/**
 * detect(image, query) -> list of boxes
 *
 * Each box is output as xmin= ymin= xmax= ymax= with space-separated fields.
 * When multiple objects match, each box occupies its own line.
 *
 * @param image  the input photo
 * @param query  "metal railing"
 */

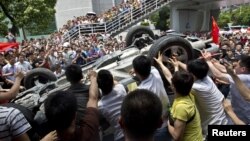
xmin=63 ymin=0 xmax=173 ymax=41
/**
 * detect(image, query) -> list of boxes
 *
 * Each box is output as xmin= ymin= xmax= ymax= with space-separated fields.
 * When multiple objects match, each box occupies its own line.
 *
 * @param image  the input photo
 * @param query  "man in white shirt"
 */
xmin=202 ymin=52 xmax=250 ymax=125
xmin=97 ymin=69 xmax=126 ymax=141
xmin=2 ymin=54 xmax=17 ymax=85
xmin=177 ymin=59 xmax=228 ymax=137
xmin=15 ymin=54 xmax=32 ymax=75
xmin=132 ymin=55 xmax=171 ymax=141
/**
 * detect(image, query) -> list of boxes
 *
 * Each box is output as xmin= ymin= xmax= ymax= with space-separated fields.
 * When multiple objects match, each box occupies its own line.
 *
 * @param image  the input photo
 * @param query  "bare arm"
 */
xmin=12 ymin=133 xmax=30 ymax=141
xmin=178 ymin=61 xmax=187 ymax=71
xmin=211 ymin=59 xmax=227 ymax=73
xmin=0 ymin=72 xmax=24 ymax=101
xmin=87 ymin=70 xmax=99 ymax=108
xmin=168 ymin=119 xmax=186 ymax=141
xmin=226 ymin=66 xmax=250 ymax=101
xmin=223 ymin=99 xmax=245 ymax=125
xmin=154 ymin=53 xmax=173 ymax=84
xmin=202 ymin=51 xmax=229 ymax=83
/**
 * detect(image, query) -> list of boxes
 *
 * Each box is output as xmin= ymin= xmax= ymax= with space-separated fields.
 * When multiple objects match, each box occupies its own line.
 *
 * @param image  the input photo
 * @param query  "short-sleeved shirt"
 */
xmin=226 ymin=74 xmax=250 ymax=124
xmin=15 ymin=61 xmax=32 ymax=75
xmin=2 ymin=64 xmax=16 ymax=82
xmin=0 ymin=106 xmax=31 ymax=141
xmin=98 ymin=84 xmax=126 ymax=140
xmin=171 ymin=95 xmax=203 ymax=141
xmin=191 ymin=76 xmax=228 ymax=135
xmin=138 ymin=67 xmax=170 ymax=114
xmin=67 ymin=83 xmax=89 ymax=126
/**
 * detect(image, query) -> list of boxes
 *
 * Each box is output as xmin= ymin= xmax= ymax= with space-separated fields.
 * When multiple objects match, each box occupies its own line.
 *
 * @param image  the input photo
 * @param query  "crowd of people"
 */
xmin=59 ymin=0 xmax=147 ymax=35
xmin=0 ymin=33 xmax=250 ymax=141
xmin=1 ymin=0 xmax=250 ymax=140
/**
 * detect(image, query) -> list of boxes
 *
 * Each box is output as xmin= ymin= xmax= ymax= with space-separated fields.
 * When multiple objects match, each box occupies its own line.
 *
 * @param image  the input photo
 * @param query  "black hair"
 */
xmin=65 ymin=64 xmax=83 ymax=83
xmin=172 ymin=71 xmax=194 ymax=96
xmin=44 ymin=91 xmax=77 ymax=131
xmin=97 ymin=69 xmax=114 ymax=95
xmin=187 ymin=59 xmax=209 ymax=79
xmin=132 ymin=55 xmax=151 ymax=78
xmin=121 ymin=89 xmax=162 ymax=139
xmin=239 ymin=55 xmax=250 ymax=71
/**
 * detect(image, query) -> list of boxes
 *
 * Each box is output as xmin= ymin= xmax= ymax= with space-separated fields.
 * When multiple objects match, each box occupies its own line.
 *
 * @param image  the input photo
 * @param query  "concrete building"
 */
xmin=55 ymin=0 xmax=123 ymax=29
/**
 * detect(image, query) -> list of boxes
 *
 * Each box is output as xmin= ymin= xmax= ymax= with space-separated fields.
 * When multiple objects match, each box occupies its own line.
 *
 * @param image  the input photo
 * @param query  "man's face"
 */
xmin=236 ymin=45 xmax=242 ymax=51
xmin=19 ymin=55 xmax=24 ymax=62
xmin=9 ymin=56 xmax=15 ymax=65
xmin=235 ymin=60 xmax=246 ymax=74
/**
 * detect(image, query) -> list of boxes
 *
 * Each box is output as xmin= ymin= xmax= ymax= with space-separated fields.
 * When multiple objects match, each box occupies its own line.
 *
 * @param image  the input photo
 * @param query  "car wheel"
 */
xmin=125 ymin=26 xmax=155 ymax=47
xmin=24 ymin=68 xmax=57 ymax=89
xmin=148 ymin=36 xmax=193 ymax=95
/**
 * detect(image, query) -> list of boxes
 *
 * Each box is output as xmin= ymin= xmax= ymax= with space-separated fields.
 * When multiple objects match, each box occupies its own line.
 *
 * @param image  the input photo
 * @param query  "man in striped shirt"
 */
xmin=0 ymin=106 xmax=31 ymax=141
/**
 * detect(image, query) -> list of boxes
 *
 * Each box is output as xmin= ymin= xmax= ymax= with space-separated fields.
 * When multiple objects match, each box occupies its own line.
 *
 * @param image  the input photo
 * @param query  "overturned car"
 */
xmin=10 ymin=26 xmax=219 ymax=139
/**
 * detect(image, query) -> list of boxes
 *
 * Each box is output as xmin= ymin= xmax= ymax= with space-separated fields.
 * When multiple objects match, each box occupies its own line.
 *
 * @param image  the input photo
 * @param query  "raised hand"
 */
xmin=224 ymin=61 xmax=235 ymax=76
xmin=15 ymin=71 xmax=24 ymax=80
xmin=154 ymin=52 xmax=164 ymax=65
xmin=201 ymin=50 xmax=212 ymax=61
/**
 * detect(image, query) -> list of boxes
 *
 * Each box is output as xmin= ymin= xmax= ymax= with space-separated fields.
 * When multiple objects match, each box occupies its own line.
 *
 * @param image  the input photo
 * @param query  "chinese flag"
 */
xmin=0 ymin=42 xmax=19 ymax=52
xmin=211 ymin=16 xmax=219 ymax=45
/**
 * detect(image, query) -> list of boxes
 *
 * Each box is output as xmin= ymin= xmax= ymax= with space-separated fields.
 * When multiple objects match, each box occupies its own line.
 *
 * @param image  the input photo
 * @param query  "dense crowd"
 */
xmin=1 ymin=0 xmax=250 ymax=141
xmin=59 ymin=0 xmax=144 ymax=35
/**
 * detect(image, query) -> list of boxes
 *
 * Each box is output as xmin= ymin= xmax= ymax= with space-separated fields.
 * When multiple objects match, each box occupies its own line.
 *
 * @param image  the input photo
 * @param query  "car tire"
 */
xmin=125 ymin=26 xmax=155 ymax=47
xmin=148 ymin=36 xmax=193 ymax=95
xmin=24 ymin=68 xmax=57 ymax=89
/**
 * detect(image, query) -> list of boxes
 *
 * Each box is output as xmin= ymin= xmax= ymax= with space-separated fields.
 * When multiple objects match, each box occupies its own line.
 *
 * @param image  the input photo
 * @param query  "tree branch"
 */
xmin=0 ymin=1 xmax=15 ymax=24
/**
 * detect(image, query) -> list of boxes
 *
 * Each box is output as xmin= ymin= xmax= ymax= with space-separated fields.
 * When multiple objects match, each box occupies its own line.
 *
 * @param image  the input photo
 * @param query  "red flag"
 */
xmin=211 ymin=16 xmax=219 ymax=45
xmin=0 ymin=42 xmax=19 ymax=52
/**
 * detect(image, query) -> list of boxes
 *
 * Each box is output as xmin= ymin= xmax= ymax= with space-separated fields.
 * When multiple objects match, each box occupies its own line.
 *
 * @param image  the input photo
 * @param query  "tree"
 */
xmin=0 ymin=12 xmax=8 ymax=36
xmin=0 ymin=0 xmax=56 ymax=38
xmin=218 ymin=11 xmax=231 ymax=28
xmin=149 ymin=6 xmax=170 ymax=31
xmin=218 ymin=5 xmax=250 ymax=27
xmin=232 ymin=5 xmax=250 ymax=26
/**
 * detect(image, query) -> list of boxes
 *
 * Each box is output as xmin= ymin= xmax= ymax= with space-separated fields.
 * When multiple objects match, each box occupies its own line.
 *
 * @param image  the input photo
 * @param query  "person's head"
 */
xmin=235 ymin=43 xmax=243 ymax=51
xmin=18 ymin=54 xmax=25 ymax=63
xmin=39 ymin=50 xmax=45 ymax=57
xmin=44 ymin=91 xmax=77 ymax=132
xmin=235 ymin=55 xmax=250 ymax=74
xmin=65 ymin=64 xmax=83 ymax=84
xmin=97 ymin=69 xmax=114 ymax=95
xmin=187 ymin=59 xmax=209 ymax=80
xmin=171 ymin=71 xmax=194 ymax=96
xmin=7 ymin=54 xmax=16 ymax=65
xmin=132 ymin=55 xmax=151 ymax=80
xmin=226 ymin=49 xmax=234 ymax=57
xmin=119 ymin=89 xmax=162 ymax=140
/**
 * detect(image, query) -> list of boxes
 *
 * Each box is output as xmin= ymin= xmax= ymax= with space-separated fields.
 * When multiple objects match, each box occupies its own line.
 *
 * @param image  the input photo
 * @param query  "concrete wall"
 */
xmin=92 ymin=0 xmax=113 ymax=14
xmin=170 ymin=8 xmax=220 ymax=32
xmin=55 ymin=0 xmax=93 ymax=29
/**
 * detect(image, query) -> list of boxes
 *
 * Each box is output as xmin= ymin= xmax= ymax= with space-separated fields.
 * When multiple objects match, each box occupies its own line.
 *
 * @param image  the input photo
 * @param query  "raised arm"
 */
xmin=0 ymin=72 xmax=24 ymax=101
xmin=87 ymin=70 xmax=99 ymax=108
xmin=226 ymin=65 xmax=250 ymax=101
xmin=154 ymin=53 xmax=173 ymax=84
xmin=178 ymin=61 xmax=187 ymax=71
xmin=223 ymin=99 xmax=245 ymax=125
xmin=202 ymin=51 xmax=229 ymax=83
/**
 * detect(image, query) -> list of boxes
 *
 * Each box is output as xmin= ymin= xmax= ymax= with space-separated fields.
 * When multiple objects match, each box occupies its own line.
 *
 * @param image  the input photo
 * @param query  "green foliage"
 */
xmin=140 ymin=21 xmax=150 ymax=26
xmin=218 ymin=11 xmax=231 ymax=28
xmin=218 ymin=5 xmax=250 ymax=27
xmin=149 ymin=6 xmax=170 ymax=31
xmin=0 ymin=0 xmax=57 ymax=35
xmin=0 ymin=12 xmax=8 ymax=36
